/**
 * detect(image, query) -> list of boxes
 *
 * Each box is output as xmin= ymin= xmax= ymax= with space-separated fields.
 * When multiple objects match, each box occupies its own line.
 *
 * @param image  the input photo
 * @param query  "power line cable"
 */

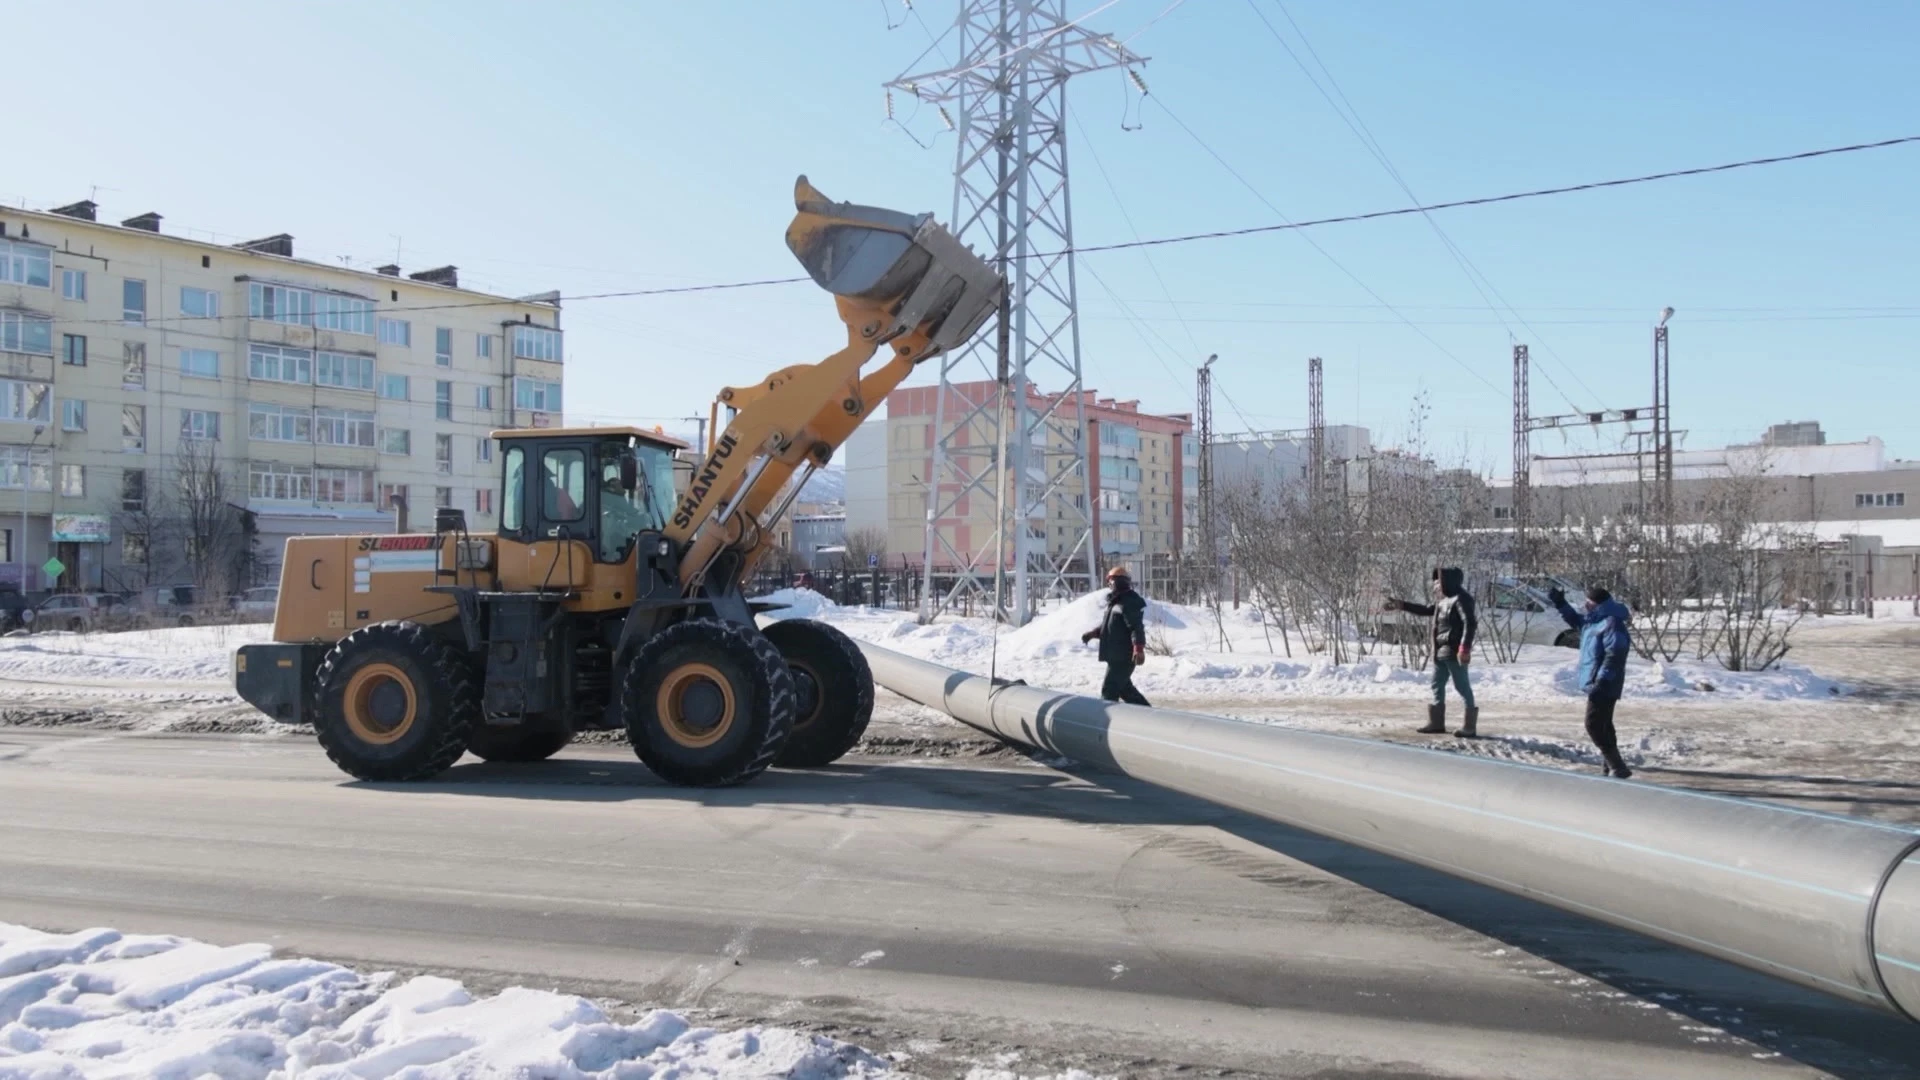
xmin=1145 ymin=93 xmax=1508 ymax=396
xmin=1248 ymin=0 xmax=1594 ymax=412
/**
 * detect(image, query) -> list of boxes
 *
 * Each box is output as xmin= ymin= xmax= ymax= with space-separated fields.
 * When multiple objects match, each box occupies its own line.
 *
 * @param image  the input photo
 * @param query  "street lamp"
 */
xmin=19 ymin=423 xmax=46 ymax=593
xmin=1658 ymin=306 xmax=1675 ymax=328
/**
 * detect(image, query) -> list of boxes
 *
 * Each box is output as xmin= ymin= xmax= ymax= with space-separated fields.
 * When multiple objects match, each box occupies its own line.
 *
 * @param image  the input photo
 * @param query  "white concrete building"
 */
xmin=0 ymin=200 xmax=565 ymax=593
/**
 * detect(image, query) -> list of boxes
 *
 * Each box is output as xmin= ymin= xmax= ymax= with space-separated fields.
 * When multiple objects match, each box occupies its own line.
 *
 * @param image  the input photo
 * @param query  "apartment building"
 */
xmin=0 ymin=200 xmax=565 ymax=592
xmin=849 ymin=380 xmax=1189 ymax=570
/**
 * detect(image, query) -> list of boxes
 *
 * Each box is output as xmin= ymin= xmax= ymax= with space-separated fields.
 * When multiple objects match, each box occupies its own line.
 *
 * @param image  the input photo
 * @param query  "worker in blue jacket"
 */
xmin=1550 ymin=585 xmax=1635 ymax=779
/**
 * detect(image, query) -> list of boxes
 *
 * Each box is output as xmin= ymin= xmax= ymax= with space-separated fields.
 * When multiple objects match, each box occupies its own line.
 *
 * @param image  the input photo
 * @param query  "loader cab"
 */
xmin=493 ymin=426 xmax=685 ymax=565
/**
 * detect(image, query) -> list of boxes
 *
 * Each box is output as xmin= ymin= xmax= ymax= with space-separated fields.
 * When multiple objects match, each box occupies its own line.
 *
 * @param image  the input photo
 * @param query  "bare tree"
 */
xmin=840 ymin=526 xmax=888 ymax=572
xmin=1694 ymin=460 xmax=1806 ymax=672
xmin=173 ymin=438 xmax=251 ymax=597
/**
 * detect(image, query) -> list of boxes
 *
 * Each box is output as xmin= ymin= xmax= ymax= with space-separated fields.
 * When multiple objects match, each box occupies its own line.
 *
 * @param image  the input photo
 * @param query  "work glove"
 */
xmin=1131 ymin=647 xmax=1146 ymax=665
xmin=1380 ymin=598 xmax=1400 ymax=613
xmin=1081 ymin=630 xmax=1097 ymax=644
xmin=1547 ymin=587 xmax=1566 ymax=606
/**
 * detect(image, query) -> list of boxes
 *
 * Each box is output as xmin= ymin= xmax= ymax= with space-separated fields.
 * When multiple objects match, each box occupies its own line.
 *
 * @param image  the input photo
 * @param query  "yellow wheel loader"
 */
xmin=233 ymin=178 xmax=1002 ymax=786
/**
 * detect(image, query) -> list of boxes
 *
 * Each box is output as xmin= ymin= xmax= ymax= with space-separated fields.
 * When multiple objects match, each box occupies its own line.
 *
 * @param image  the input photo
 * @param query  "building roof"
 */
xmin=3 ymin=203 xmax=556 ymax=309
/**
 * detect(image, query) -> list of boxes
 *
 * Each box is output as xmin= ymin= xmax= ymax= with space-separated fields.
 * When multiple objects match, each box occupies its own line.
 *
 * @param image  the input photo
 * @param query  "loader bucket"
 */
xmin=786 ymin=176 xmax=1002 ymax=358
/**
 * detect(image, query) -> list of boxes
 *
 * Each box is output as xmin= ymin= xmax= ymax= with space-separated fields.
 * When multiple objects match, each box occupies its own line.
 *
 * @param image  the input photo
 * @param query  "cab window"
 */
xmin=542 ymin=448 xmax=587 ymax=523
xmin=501 ymin=447 xmax=525 ymax=533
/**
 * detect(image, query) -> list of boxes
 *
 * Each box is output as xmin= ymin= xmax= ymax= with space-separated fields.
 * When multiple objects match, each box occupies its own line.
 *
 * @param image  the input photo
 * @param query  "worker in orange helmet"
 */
xmin=1081 ymin=566 xmax=1151 ymax=706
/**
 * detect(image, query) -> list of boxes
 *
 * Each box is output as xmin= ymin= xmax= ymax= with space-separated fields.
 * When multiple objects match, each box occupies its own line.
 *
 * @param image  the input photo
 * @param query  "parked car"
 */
xmin=125 ymin=585 xmax=226 ymax=628
xmin=229 ymin=586 xmax=279 ymax=621
xmin=0 ymin=587 xmax=35 ymax=633
xmin=1369 ymin=575 xmax=1581 ymax=650
xmin=33 ymin=593 xmax=113 ymax=633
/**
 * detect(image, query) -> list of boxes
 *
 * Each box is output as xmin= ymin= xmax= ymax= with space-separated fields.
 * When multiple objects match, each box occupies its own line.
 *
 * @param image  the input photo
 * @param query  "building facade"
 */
xmin=0 ymin=200 xmax=564 ymax=593
xmin=849 ymin=380 xmax=1190 ymax=573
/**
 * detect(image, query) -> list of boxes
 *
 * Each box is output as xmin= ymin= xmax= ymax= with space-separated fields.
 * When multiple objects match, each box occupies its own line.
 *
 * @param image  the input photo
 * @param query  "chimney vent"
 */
xmin=51 ymin=200 xmax=98 ymax=221
xmin=234 ymin=233 xmax=294 ymax=257
xmin=408 ymin=265 xmax=459 ymax=288
xmin=122 ymin=212 xmax=163 ymax=232
xmin=376 ymin=264 xmax=401 ymax=277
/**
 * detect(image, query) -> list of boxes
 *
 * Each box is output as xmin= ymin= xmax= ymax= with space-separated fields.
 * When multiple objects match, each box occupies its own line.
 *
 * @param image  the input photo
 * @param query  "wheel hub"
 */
xmin=656 ymin=662 xmax=737 ymax=749
xmin=789 ymin=663 xmax=821 ymax=729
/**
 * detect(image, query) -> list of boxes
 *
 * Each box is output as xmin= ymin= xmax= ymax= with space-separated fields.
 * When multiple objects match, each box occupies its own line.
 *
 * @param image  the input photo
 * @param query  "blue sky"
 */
xmin=9 ymin=1 xmax=1917 ymax=473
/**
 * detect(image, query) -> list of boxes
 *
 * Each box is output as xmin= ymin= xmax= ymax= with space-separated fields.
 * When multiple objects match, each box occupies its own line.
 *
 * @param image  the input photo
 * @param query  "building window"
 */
xmin=249 ymin=282 xmax=313 ymax=326
xmin=476 ymin=385 xmax=493 ymax=411
xmin=61 ymin=399 xmax=85 ymax=432
xmin=1857 ymin=492 xmax=1908 ymax=508
xmin=0 ymin=311 xmax=53 ymax=355
xmin=378 ymin=482 xmax=407 ymax=509
xmin=475 ymin=488 xmax=493 ymax=514
xmin=123 ymin=278 xmax=147 ymax=324
xmin=248 ymin=403 xmax=311 ymax=443
xmin=435 ymin=327 xmax=452 ymax=367
xmin=380 ymin=427 xmax=411 ymax=456
xmin=313 ymin=293 xmax=375 ymax=335
xmin=476 ymin=334 xmax=494 ymax=360
xmin=436 ymin=433 xmax=453 ymax=474
xmin=434 ymin=486 xmax=453 ymax=509
xmin=511 ymin=325 xmax=562 ymax=362
xmin=62 ymin=334 xmax=86 ymax=366
xmin=476 ymin=437 xmax=492 ymax=464
xmin=61 ymin=269 xmax=86 ymax=300
xmin=122 ymin=404 xmax=146 ymax=452
xmin=122 ymin=531 xmax=148 ymax=564
xmin=248 ymin=342 xmax=313 ymax=384
xmin=248 ymin=461 xmax=311 ymax=501
xmin=435 ymin=380 xmax=452 ymax=420
xmin=0 ymin=447 xmax=51 ymax=491
xmin=314 ymin=351 xmax=375 ymax=391
xmin=180 ymin=348 xmax=220 ymax=379
xmin=180 ymin=409 xmax=220 ymax=442
xmin=0 ymin=239 xmax=52 ymax=288
xmin=314 ymin=407 xmax=375 ymax=448
xmin=122 ymin=469 xmax=147 ymax=511
xmin=379 ymin=373 xmax=410 ymax=400
xmin=378 ymin=317 xmax=412 ymax=346
xmin=123 ymin=342 xmax=146 ymax=388
xmin=180 ymin=286 xmax=220 ymax=320
xmin=513 ymin=376 xmax=561 ymax=413
xmin=58 ymin=464 xmax=83 ymax=498
xmin=1493 ymin=506 xmax=1513 ymax=521
xmin=0 ymin=379 xmax=51 ymax=423
xmin=313 ymin=467 xmax=375 ymax=505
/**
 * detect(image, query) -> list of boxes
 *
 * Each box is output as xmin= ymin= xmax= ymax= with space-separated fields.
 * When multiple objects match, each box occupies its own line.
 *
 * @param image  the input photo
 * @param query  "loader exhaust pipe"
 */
xmin=857 ymin=642 xmax=1920 ymax=1021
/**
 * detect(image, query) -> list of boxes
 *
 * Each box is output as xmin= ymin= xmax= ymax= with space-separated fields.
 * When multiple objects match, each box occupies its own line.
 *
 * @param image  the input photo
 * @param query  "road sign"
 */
xmin=868 ymin=553 xmax=879 ymax=568
xmin=41 ymin=556 xmax=66 ymax=582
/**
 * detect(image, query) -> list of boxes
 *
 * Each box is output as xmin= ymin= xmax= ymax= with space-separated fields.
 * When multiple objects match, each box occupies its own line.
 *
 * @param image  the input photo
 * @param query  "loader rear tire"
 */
xmin=313 ymin=621 xmax=479 ymax=782
xmin=622 ymin=619 xmax=794 ymax=787
xmin=467 ymin=723 xmax=573 ymax=763
xmin=763 ymin=619 xmax=873 ymax=768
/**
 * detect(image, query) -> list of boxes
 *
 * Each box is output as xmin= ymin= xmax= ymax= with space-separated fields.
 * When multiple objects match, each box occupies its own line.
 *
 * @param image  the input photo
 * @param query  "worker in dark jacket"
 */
xmin=1383 ymin=567 xmax=1478 ymax=737
xmin=1081 ymin=566 xmax=1150 ymax=706
xmin=1551 ymin=585 xmax=1635 ymax=778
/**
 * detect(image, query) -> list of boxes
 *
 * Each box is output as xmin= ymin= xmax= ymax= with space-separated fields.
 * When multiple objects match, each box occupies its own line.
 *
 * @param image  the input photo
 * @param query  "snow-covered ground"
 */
xmin=0 ymin=923 xmax=1099 ymax=1080
xmin=758 ymin=588 xmax=1849 ymax=705
xmin=0 ymin=624 xmax=271 ymax=685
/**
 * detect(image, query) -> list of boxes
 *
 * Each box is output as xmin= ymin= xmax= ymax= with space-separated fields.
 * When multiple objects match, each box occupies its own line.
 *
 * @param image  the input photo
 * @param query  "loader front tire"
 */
xmin=763 ymin=619 xmax=873 ymax=768
xmin=622 ymin=619 xmax=794 ymax=787
xmin=466 ymin=723 xmax=573 ymax=763
xmin=313 ymin=621 xmax=480 ymax=782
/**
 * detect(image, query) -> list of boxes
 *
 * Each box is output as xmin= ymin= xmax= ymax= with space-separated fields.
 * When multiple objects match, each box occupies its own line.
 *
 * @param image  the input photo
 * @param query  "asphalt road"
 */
xmin=2 ymin=729 xmax=1916 ymax=1079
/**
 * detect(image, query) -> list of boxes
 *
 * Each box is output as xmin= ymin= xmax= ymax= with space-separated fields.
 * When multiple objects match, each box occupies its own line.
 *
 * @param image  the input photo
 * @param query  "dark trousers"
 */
xmin=1101 ymin=661 xmax=1151 ymax=706
xmin=1584 ymin=693 xmax=1626 ymax=766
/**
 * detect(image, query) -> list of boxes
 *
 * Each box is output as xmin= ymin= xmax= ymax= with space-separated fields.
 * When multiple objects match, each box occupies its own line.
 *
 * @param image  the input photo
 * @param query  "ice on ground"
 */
xmin=0 ymin=922 xmax=891 ymax=1079
xmin=760 ymin=589 xmax=1844 ymax=705
xmin=0 ymin=624 xmax=272 ymax=686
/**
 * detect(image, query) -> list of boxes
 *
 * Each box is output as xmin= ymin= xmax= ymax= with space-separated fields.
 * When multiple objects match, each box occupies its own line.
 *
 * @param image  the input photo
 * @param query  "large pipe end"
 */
xmin=1872 ymin=845 xmax=1920 ymax=1021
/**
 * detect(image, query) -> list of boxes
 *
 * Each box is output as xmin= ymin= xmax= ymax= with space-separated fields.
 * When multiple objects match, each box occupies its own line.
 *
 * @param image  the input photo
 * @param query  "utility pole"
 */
xmin=1196 ymin=354 xmax=1217 ymax=596
xmin=890 ymin=2 xmax=1144 ymax=625
xmin=1512 ymin=345 xmax=1530 ymax=571
xmin=683 ymin=414 xmax=708 ymax=455
xmin=1307 ymin=356 xmax=1325 ymax=505
xmin=1653 ymin=306 xmax=1675 ymax=538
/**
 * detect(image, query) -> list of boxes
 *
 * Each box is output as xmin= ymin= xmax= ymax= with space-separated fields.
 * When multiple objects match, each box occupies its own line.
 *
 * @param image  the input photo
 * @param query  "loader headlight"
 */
xmin=657 ymin=539 xmax=672 ymax=558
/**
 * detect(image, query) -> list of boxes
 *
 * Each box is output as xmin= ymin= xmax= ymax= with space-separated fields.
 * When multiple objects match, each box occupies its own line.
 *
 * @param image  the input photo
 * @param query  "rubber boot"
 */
xmin=1417 ymin=703 xmax=1447 ymax=734
xmin=1605 ymin=753 xmax=1633 ymax=779
xmin=1454 ymin=707 xmax=1479 ymax=739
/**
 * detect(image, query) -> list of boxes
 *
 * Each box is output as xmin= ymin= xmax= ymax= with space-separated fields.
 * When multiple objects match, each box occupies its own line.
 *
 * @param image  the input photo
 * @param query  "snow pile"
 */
xmin=0 ymin=923 xmax=889 ymax=1079
xmin=0 ymin=624 xmax=271 ymax=686
xmin=788 ymin=594 xmax=1846 ymax=704
xmin=752 ymin=587 xmax=841 ymax=622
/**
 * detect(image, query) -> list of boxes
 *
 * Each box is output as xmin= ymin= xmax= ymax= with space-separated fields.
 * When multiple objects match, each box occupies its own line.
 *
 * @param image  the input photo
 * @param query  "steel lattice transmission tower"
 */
xmin=1196 ymin=354 xmax=1217 ymax=593
xmin=1307 ymin=356 xmax=1325 ymax=502
xmin=1511 ymin=344 xmax=1532 ymax=570
xmin=889 ymin=2 xmax=1145 ymax=625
